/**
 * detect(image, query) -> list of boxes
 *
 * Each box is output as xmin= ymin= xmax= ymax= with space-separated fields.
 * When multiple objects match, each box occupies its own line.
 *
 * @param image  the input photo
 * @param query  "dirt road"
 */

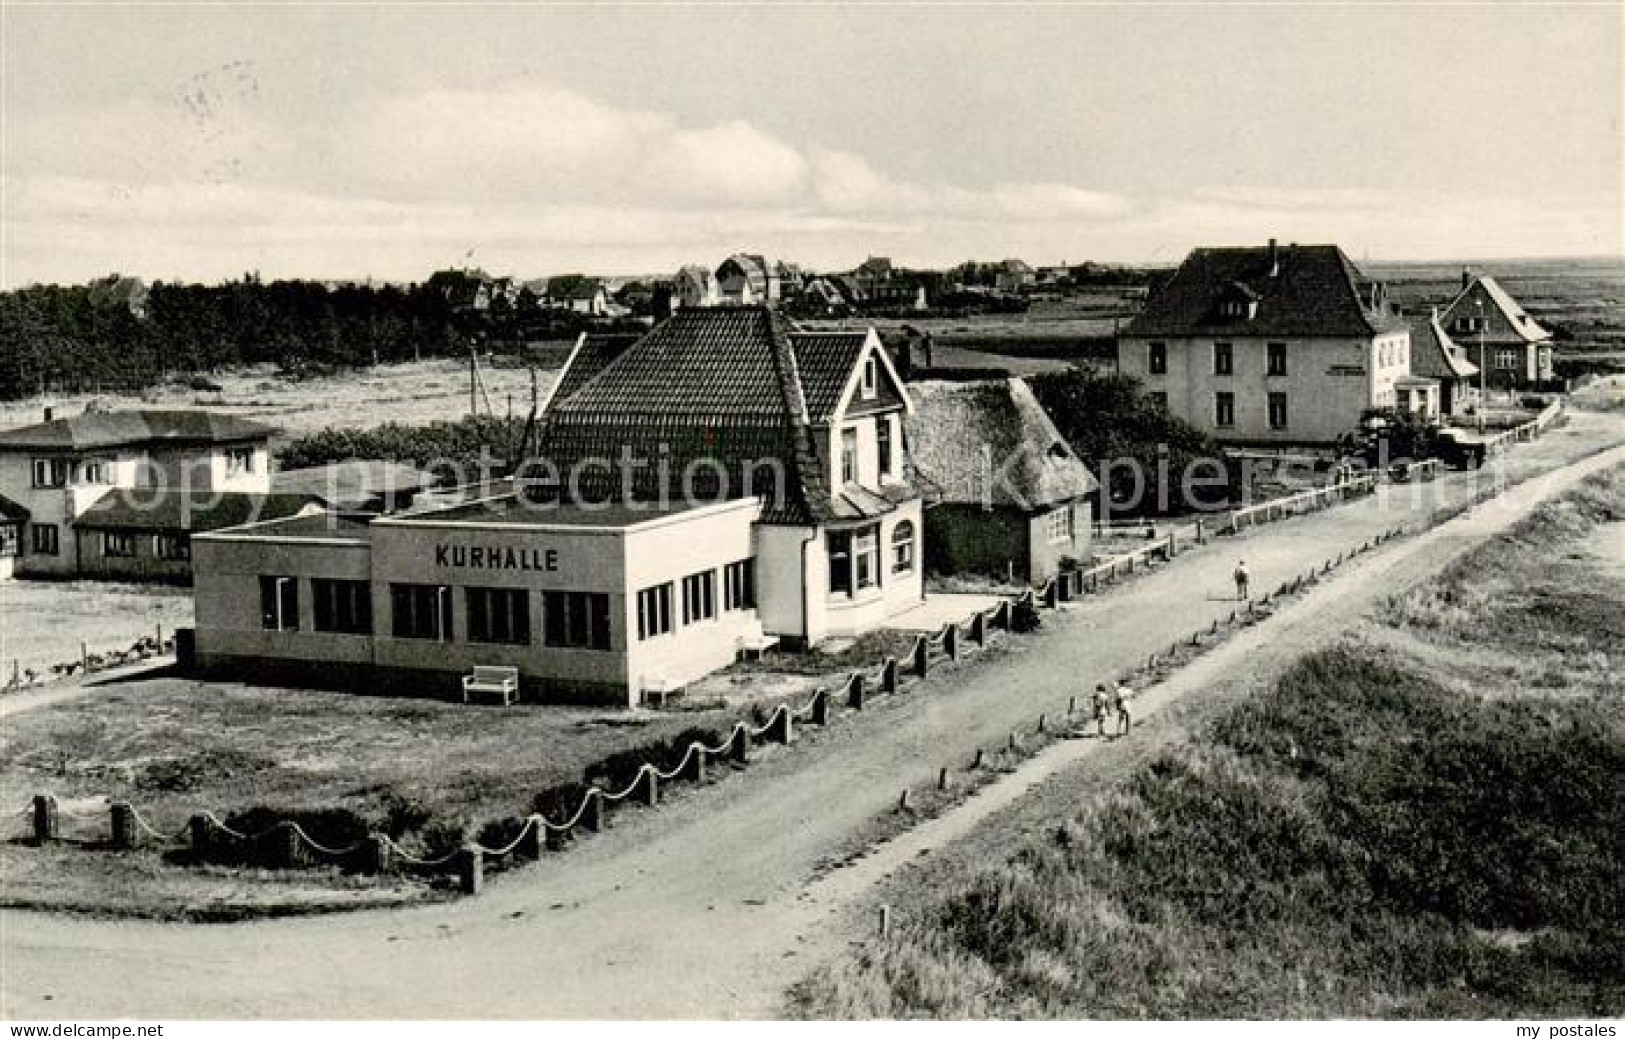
xmin=3 ymin=410 xmax=1621 ymax=1020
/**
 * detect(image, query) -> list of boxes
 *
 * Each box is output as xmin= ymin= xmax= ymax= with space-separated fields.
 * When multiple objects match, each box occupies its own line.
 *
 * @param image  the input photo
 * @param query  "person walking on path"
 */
xmin=1092 ymin=683 xmax=1112 ymax=737
xmin=1113 ymin=680 xmax=1135 ymax=737
xmin=1234 ymin=560 xmax=1251 ymax=601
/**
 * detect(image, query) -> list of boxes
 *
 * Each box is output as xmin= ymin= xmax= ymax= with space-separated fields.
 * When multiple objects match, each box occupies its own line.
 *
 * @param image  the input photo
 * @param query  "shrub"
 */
xmin=660 ymin=727 xmax=727 ymax=770
xmin=584 ymin=745 xmax=659 ymax=792
xmin=532 ymin=781 xmax=593 ymax=825
xmin=379 ymin=792 xmax=434 ymax=837
xmin=1010 ymin=598 xmax=1042 ymax=633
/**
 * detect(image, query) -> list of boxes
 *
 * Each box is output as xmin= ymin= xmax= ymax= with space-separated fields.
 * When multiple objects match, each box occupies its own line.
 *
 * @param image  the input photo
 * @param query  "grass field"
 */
xmin=0 ymin=624 xmax=930 ymax=916
xmin=0 ymin=580 xmax=194 ymax=681
xmin=792 ymin=466 xmax=1625 ymax=1019
xmin=0 ymin=356 xmax=562 ymax=438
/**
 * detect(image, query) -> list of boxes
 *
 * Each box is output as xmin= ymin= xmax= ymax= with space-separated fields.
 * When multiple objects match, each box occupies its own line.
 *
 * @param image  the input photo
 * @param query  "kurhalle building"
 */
xmin=191 ymin=306 xmax=925 ymax=705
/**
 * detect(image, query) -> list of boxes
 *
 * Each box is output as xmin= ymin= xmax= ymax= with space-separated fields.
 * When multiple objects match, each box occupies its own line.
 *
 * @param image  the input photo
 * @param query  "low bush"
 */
xmin=1009 ymin=598 xmax=1042 ymax=633
xmin=532 ymin=781 xmax=593 ymax=825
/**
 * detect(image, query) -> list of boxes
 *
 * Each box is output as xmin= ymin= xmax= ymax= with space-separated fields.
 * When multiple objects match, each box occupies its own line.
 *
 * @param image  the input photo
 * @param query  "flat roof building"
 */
xmin=190 ymin=306 xmax=925 ymax=705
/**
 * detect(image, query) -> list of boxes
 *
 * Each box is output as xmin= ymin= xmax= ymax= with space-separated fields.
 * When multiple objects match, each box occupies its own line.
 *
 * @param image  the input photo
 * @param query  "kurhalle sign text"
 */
xmin=434 ymin=544 xmax=560 ymax=572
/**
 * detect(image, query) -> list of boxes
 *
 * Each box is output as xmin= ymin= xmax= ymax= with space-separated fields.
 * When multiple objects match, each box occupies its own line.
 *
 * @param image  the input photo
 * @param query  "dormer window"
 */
xmin=861 ymin=355 xmax=878 ymax=399
xmin=1218 ymin=282 xmax=1259 ymax=320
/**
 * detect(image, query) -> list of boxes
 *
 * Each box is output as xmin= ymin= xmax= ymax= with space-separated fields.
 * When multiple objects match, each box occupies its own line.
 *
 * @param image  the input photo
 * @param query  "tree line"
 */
xmin=0 ymin=274 xmax=644 ymax=401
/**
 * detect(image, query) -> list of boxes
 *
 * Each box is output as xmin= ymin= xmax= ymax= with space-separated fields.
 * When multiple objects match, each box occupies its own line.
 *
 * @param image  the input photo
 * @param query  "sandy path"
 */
xmin=2 ymin=411 xmax=1620 ymax=1020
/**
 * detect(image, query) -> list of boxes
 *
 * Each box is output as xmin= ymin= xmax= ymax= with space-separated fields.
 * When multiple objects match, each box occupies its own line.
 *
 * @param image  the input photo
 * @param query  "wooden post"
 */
xmin=156 ymin=623 xmax=163 ymax=649
xmin=944 ymin=623 xmax=959 ymax=661
xmin=1195 ymin=518 xmax=1206 ymax=544
xmin=457 ymin=845 xmax=484 ymax=896
xmin=1008 ymin=730 xmax=1020 ymax=751
xmin=970 ymin=612 xmax=987 ymax=646
xmin=1068 ymin=694 xmax=1077 ymax=715
xmin=767 ymin=706 xmax=793 ymax=745
xmin=1037 ymin=713 xmax=1047 ymax=734
xmin=277 ymin=823 xmax=304 ymax=869
xmin=81 ymin=641 xmax=89 ymax=675
xmin=580 ymin=789 xmax=603 ymax=833
xmin=897 ymin=788 xmax=911 ymax=812
xmin=110 ymin=801 xmax=135 ymax=850
xmin=809 ymin=688 xmax=829 ymax=727
xmin=640 ymin=765 xmax=660 ymax=807
xmin=972 ymin=748 xmax=985 ymax=769
xmin=731 ymin=723 xmax=750 ymax=764
xmin=365 ymin=833 xmax=395 ymax=873
xmin=31 ymin=794 xmax=57 ymax=843
xmin=879 ymin=904 xmax=892 ymax=938
xmin=188 ymin=814 xmax=210 ymax=857
xmin=684 ymin=743 xmax=708 ymax=783
xmin=938 ymin=766 xmax=949 ymax=791
xmin=913 ymin=637 xmax=930 ymax=678
xmin=517 ymin=817 xmax=544 ymax=860
xmin=1166 ymin=532 xmax=1177 ymax=558
xmin=880 ymin=657 xmax=898 ymax=694
xmin=848 ymin=673 xmax=867 ymax=710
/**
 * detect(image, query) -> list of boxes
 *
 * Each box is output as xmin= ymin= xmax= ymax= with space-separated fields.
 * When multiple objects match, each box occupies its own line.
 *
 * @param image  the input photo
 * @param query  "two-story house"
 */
xmin=714 ymin=254 xmax=781 ymax=305
xmin=0 ymin=409 xmax=279 ymax=579
xmin=1117 ymin=241 xmax=1414 ymax=446
xmin=1438 ymin=270 xmax=1554 ymax=392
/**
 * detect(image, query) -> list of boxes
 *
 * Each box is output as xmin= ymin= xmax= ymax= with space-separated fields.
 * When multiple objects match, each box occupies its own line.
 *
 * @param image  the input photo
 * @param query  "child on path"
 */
xmin=1092 ymin=683 xmax=1112 ymax=737
xmin=1234 ymin=560 xmax=1251 ymax=601
xmin=1113 ymin=680 xmax=1135 ymax=737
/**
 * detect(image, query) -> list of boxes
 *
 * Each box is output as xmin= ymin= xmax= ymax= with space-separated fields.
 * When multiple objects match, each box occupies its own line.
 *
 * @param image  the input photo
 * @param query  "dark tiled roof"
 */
xmin=0 ymin=493 xmax=28 ymax=522
xmin=1408 ymin=315 xmax=1480 ymax=381
xmin=906 ymin=378 xmax=1098 ymax=510
xmin=1122 ymin=244 xmax=1407 ymax=338
xmin=0 ymin=410 xmax=277 ymax=451
xmin=547 ymin=333 xmax=643 ymax=408
xmin=1442 ymin=275 xmax=1553 ymax=344
xmin=538 ymin=306 xmax=908 ymax=525
xmin=790 ymin=332 xmax=868 ymax=422
xmin=72 ymin=490 xmax=320 ymax=532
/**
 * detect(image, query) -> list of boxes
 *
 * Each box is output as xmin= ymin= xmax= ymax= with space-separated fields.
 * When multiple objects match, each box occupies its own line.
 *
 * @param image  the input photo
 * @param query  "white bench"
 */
xmin=642 ymin=674 xmax=684 ymax=708
xmin=737 ymin=620 xmax=781 ymax=661
xmin=462 ymin=665 xmax=519 ymax=706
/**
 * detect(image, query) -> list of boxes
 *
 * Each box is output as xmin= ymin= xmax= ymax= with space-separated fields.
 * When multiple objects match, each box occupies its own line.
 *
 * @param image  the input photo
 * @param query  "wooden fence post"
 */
xmin=458 ymin=845 xmax=484 ymax=896
xmin=364 ymin=833 xmax=394 ymax=874
xmin=188 ymin=815 xmax=210 ymax=858
xmin=731 ymin=722 xmax=750 ymax=764
xmin=880 ymin=657 xmax=898 ymax=694
xmin=767 ymin=706 xmax=793 ymax=745
xmin=640 ymin=764 xmax=660 ymax=807
xmin=684 ymin=743 xmax=708 ymax=783
xmin=848 ymin=672 xmax=867 ymax=710
xmin=913 ymin=637 xmax=930 ymax=678
xmin=580 ymin=789 xmax=604 ymax=833
xmin=808 ymin=688 xmax=829 ymax=727
xmin=970 ymin=612 xmax=987 ymax=647
xmin=110 ymin=801 xmax=135 ymax=850
xmin=31 ymin=794 xmax=57 ymax=843
xmin=944 ymin=623 xmax=959 ymax=661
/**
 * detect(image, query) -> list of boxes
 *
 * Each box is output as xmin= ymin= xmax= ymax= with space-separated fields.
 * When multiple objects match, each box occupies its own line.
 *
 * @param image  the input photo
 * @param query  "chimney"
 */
xmin=1461 ymin=267 xmax=1472 ymax=290
xmin=43 ymin=406 xmax=53 ymax=422
xmin=1268 ymin=238 xmax=1279 ymax=276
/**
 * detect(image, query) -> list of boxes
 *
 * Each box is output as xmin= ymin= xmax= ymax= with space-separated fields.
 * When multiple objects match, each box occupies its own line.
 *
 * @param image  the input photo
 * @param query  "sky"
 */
xmin=2 ymin=2 xmax=1621 ymax=286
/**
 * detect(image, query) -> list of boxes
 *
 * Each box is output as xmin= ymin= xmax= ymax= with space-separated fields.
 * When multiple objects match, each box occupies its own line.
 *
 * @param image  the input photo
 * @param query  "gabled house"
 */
xmin=545 ymin=275 xmax=609 ymax=316
xmin=1116 ymin=240 xmax=1414 ymax=446
xmin=72 ymin=490 xmax=321 ymax=582
xmin=715 ymin=254 xmax=781 ymax=304
xmin=1408 ymin=310 xmax=1480 ymax=418
xmin=537 ymin=305 xmax=922 ymax=646
xmin=0 ymin=409 xmax=277 ymax=578
xmin=906 ymin=378 xmax=1097 ymax=582
xmin=674 ymin=265 xmax=719 ymax=309
xmin=1438 ymin=270 xmax=1554 ymax=391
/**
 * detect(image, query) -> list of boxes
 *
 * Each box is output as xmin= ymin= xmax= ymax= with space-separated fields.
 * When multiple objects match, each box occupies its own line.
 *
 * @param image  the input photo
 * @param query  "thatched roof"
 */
xmin=905 ymin=378 xmax=1097 ymax=511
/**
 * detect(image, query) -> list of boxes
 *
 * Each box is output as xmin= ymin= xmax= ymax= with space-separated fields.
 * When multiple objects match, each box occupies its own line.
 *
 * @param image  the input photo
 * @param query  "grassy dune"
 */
xmin=794 ymin=471 xmax=1625 ymax=1019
